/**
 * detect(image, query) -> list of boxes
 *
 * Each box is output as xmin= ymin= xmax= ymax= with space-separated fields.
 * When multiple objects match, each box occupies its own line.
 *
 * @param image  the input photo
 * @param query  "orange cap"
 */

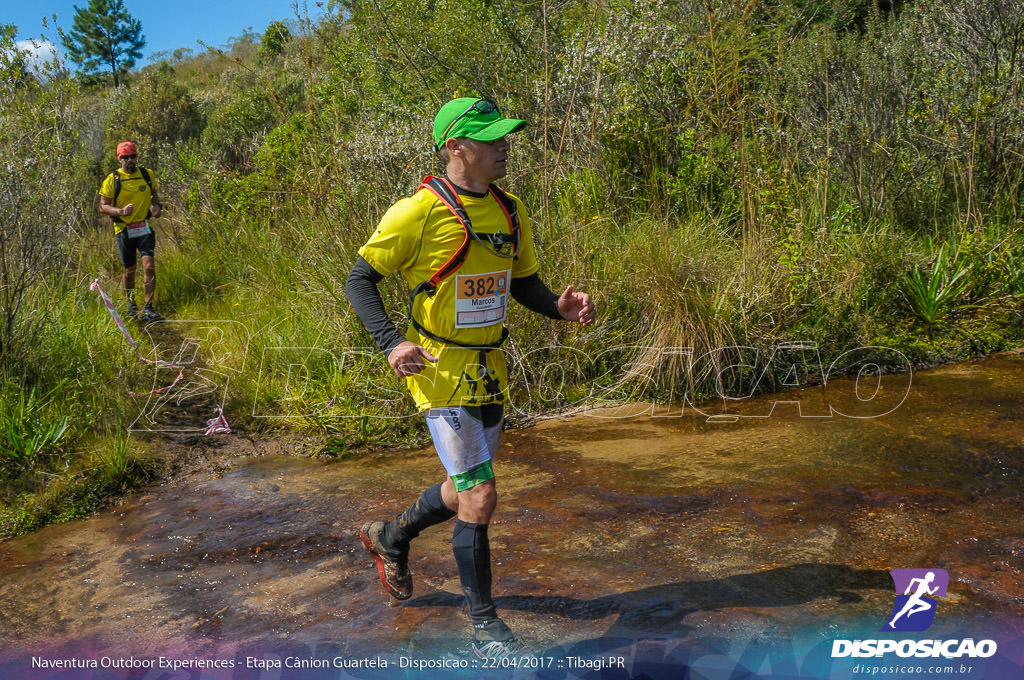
xmin=116 ymin=141 xmax=137 ymax=158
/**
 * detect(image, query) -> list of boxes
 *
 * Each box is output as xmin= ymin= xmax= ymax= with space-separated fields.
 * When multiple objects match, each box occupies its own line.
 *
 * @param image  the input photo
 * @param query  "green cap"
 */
xmin=433 ymin=97 xmax=526 ymax=150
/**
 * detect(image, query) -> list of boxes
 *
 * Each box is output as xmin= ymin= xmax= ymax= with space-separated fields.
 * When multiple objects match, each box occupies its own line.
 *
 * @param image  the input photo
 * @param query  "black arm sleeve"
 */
xmin=345 ymin=256 xmax=408 ymax=354
xmin=510 ymin=273 xmax=563 ymax=320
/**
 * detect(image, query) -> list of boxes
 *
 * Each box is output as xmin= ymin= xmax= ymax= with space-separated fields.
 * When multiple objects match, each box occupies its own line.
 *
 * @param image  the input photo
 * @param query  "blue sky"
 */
xmin=8 ymin=1 xmax=327 ymax=66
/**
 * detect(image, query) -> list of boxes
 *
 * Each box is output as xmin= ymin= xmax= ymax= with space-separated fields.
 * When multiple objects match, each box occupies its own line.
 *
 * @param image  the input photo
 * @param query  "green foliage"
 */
xmin=201 ymin=90 xmax=276 ymax=170
xmin=667 ymin=130 xmax=740 ymax=220
xmin=0 ymin=42 xmax=88 ymax=363
xmin=994 ymin=250 xmax=1024 ymax=300
xmin=259 ymin=21 xmax=291 ymax=61
xmin=901 ymin=240 xmax=973 ymax=335
xmin=104 ymin=64 xmax=203 ymax=154
xmin=0 ymin=380 xmax=71 ymax=473
xmin=60 ymin=0 xmax=145 ymax=86
xmin=0 ymin=436 xmax=155 ymax=538
xmin=757 ymin=0 xmax=904 ymax=35
xmin=0 ymin=25 xmax=33 ymax=86
xmin=91 ymin=433 xmax=152 ymax=493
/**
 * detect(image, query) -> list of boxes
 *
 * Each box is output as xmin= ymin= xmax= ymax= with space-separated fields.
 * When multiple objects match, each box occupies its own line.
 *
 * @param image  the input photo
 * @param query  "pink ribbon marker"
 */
xmin=205 ymin=407 xmax=232 ymax=435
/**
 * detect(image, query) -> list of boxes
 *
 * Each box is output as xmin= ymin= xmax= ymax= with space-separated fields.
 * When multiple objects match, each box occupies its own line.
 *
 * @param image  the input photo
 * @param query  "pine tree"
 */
xmin=60 ymin=0 xmax=145 ymax=86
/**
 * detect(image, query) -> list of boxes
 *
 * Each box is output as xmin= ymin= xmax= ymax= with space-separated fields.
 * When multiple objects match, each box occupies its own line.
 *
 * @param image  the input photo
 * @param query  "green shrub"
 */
xmin=0 ymin=380 xmax=72 ymax=476
xmin=901 ymin=239 xmax=973 ymax=336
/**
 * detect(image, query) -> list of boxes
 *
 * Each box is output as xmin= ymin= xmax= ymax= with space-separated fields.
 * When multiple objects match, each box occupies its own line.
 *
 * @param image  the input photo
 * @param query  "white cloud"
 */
xmin=14 ymin=39 xmax=61 ymax=76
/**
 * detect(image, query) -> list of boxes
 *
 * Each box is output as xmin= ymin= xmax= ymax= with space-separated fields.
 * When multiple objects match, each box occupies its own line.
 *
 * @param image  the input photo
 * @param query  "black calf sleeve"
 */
xmin=383 ymin=482 xmax=456 ymax=555
xmin=452 ymin=519 xmax=497 ymax=622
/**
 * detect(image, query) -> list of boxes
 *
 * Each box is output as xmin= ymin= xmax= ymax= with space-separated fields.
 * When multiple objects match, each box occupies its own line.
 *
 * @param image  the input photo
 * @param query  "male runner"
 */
xmin=98 ymin=141 xmax=162 ymax=320
xmin=346 ymin=97 xmax=595 ymax=658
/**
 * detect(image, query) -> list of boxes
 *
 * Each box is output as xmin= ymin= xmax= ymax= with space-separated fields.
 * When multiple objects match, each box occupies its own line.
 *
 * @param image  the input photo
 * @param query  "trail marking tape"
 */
xmin=91 ymin=279 xmax=232 ymax=435
xmin=205 ymin=406 xmax=232 ymax=435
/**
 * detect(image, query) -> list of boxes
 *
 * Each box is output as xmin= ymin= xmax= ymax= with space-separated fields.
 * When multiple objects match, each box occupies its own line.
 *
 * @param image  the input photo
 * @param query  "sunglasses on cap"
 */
xmin=436 ymin=99 xmax=500 ymax=150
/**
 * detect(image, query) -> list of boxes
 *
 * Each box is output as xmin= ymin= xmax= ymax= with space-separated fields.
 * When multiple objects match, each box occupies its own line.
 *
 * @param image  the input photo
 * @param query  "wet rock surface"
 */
xmin=1 ymin=354 xmax=1023 ymax=673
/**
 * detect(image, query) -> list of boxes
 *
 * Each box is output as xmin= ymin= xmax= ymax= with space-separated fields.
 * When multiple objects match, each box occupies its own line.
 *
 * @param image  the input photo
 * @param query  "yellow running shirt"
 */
xmin=99 ymin=168 xmax=159 ymax=235
xmin=358 ymin=185 xmax=539 ymax=410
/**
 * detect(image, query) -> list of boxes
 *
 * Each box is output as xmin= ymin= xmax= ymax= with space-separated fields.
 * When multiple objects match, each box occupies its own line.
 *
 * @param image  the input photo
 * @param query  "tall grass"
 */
xmin=2 ymin=0 xmax=1024 ymax=535
xmin=0 ymin=381 xmax=71 ymax=476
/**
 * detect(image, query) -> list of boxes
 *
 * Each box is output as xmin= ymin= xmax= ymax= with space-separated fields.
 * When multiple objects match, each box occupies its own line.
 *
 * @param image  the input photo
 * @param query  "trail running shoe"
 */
xmin=141 ymin=303 xmax=161 ymax=321
xmin=473 ymin=636 xmax=530 ymax=662
xmin=125 ymin=299 xmax=138 ymax=318
xmin=358 ymin=521 xmax=413 ymax=600
xmin=472 ymin=618 xmax=529 ymax=661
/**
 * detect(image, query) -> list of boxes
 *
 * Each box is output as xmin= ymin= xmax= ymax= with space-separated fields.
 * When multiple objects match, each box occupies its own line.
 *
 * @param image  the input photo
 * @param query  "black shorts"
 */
xmin=116 ymin=228 xmax=156 ymax=268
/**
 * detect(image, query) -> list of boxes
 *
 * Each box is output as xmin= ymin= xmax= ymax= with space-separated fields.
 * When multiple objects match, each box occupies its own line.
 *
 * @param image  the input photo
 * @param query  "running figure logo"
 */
xmin=883 ymin=568 xmax=949 ymax=632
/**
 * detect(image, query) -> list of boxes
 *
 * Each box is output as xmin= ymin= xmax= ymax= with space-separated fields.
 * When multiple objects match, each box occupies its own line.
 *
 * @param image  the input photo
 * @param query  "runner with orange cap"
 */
xmin=98 ymin=141 xmax=163 ymax=321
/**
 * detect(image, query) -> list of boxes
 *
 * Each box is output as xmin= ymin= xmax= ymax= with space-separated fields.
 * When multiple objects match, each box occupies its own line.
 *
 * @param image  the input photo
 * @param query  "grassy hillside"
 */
xmin=3 ymin=0 xmax=1024 ymax=536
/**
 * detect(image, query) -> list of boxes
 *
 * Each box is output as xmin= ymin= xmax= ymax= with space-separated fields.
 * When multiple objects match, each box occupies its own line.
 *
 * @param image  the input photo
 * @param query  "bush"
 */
xmin=103 ymin=64 xmax=203 ymax=162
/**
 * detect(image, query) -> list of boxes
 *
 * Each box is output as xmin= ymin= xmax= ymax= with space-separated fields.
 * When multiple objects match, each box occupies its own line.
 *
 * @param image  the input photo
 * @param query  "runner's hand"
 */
xmin=557 ymin=285 xmax=596 ymax=326
xmin=388 ymin=341 xmax=438 ymax=378
xmin=121 ymin=203 xmax=134 ymax=217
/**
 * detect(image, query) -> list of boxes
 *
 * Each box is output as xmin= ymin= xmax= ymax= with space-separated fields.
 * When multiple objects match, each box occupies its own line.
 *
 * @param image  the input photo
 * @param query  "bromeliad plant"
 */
xmin=0 ymin=383 xmax=72 ymax=473
xmin=901 ymin=241 xmax=972 ymax=338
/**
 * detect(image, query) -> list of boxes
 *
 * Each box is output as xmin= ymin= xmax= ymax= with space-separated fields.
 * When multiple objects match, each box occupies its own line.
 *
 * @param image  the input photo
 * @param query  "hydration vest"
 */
xmin=407 ymin=175 xmax=521 ymax=352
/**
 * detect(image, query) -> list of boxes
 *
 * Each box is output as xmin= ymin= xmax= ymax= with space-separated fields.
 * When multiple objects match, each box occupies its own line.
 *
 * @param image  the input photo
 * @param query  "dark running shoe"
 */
xmin=358 ymin=521 xmax=413 ymax=600
xmin=473 ymin=638 xmax=529 ymax=661
xmin=125 ymin=299 xmax=138 ymax=318
xmin=472 ymin=618 xmax=530 ymax=661
xmin=141 ymin=303 xmax=161 ymax=321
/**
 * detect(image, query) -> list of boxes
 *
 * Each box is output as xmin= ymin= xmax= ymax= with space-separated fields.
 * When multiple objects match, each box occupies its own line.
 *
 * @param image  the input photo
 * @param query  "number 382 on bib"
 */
xmin=454 ymin=270 xmax=509 ymax=328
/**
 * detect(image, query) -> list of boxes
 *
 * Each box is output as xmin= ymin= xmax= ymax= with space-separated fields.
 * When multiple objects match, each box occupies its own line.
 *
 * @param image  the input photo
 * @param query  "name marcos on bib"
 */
xmin=455 ymin=270 xmax=509 ymax=328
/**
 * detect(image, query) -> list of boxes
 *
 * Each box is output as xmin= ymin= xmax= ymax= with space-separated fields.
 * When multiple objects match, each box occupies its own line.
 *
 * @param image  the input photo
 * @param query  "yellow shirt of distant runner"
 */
xmin=359 ymin=186 xmax=539 ymax=410
xmin=99 ymin=168 xmax=159 ymax=235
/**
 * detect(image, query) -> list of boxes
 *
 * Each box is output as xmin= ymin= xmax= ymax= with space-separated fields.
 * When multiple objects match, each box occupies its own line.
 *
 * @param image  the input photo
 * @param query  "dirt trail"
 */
xmin=118 ymin=316 xmax=321 ymax=482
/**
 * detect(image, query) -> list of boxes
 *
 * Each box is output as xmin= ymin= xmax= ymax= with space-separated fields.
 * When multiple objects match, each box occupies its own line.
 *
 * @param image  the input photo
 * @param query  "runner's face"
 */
xmin=460 ymin=136 xmax=511 ymax=184
xmin=120 ymin=154 xmax=138 ymax=172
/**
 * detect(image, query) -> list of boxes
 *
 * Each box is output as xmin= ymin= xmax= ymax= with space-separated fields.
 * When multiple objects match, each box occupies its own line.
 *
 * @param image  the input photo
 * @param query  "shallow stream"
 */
xmin=2 ymin=353 xmax=1023 ymax=678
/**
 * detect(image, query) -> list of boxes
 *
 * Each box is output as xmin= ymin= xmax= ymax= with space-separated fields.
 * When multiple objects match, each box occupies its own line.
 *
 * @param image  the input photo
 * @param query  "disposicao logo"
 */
xmin=883 ymin=568 xmax=949 ymax=632
xmin=831 ymin=568 xmax=998 ymax=660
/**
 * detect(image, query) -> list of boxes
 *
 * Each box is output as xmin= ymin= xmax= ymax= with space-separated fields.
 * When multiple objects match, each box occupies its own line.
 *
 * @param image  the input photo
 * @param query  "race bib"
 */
xmin=126 ymin=222 xmax=151 ymax=239
xmin=455 ymin=270 xmax=509 ymax=328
